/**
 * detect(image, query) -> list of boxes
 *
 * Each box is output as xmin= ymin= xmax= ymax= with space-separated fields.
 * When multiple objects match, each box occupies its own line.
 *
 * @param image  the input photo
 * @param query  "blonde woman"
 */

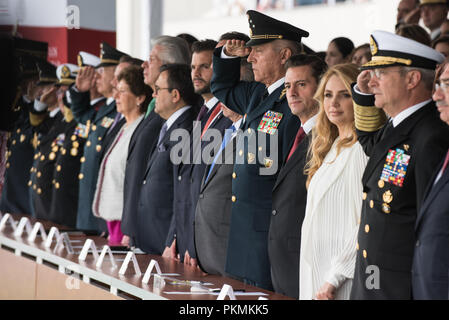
xmin=299 ymin=64 xmax=368 ymax=300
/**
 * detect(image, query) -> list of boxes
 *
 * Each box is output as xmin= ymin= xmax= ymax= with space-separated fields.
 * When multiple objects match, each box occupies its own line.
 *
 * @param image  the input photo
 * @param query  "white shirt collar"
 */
xmin=106 ymin=97 xmax=114 ymax=105
xmin=205 ymin=96 xmax=219 ymax=111
xmin=267 ymin=77 xmax=285 ymax=95
xmin=392 ymin=99 xmax=430 ymax=127
xmin=90 ymin=97 xmax=105 ymax=106
xmin=302 ymin=114 xmax=317 ymax=135
xmin=49 ymin=108 xmax=60 ymax=118
xmin=165 ymin=105 xmax=191 ymax=130
xmin=233 ymin=118 xmax=243 ymax=131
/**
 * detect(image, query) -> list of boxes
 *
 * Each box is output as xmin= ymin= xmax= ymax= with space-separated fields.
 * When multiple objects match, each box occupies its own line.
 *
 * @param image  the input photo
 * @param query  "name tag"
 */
xmin=101 ymin=117 xmax=115 ymax=128
xmin=380 ymin=148 xmax=410 ymax=187
xmin=257 ymin=110 xmax=283 ymax=135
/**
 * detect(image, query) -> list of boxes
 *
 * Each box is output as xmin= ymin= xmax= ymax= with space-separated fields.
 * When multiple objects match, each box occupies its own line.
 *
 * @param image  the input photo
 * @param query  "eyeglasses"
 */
xmin=369 ymin=69 xmax=403 ymax=80
xmin=435 ymin=81 xmax=449 ymax=92
xmin=154 ymin=86 xmax=173 ymax=94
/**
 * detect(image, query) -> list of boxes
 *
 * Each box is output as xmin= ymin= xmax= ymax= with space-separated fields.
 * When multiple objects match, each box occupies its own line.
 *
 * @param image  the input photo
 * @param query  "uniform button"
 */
xmin=78 ymin=173 xmax=84 ymax=180
xmin=33 ymin=184 xmax=37 ymax=190
xmin=37 ymin=188 xmax=42 ymax=195
xmin=56 ymin=165 xmax=61 ymax=172
xmin=12 ymin=140 xmax=16 ymax=145
xmin=378 ymin=179 xmax=385 ymax=188
xmin=86 ymin=141 xmax=91 ymax=147
xmin=231 ymin=195 xmax=236 ymax=202
xmin=272 ymin=209 xmax=277 ymax=216
xmin=40 ymin=155 xmax=45 ymax=161
xmin=5 ymin=162 xmax=9 ymax=168
xmin=232 ymin=172 xmax=236 ymax=179
xmin=143 ymin=180 xmax=146 ymax=185
xmin=80 ymin=156 xmax=85 ymax=163
xmin=363 ymin=250 xmax=367 ymax=259
xmin=28 ymin=180 xmax=32 ymax=187
xmin=55 ymin=182 xmax=60 ymax=189
xmin=365 ymin=224 xmax=370 ymax=233
xmin=37 ymin=171 xmax=42 ymax=178
xmin=369 ymin=200 xmax=374 ymax=208
xmin=96 ymin=145 xmax=101 ymax=152
xmin=17 ymin=128 xmax=21 ymax=134
xmin=92 ymin=125 xmax=97 ymax=131
xmin=98 ymin=137 xmax=102 ymax=141
xmin=362 ymin=192 xmax=367 ymax=200
xmin=178 ymin=176 xmax=182 ymax=181
xmin=199 ymin=194 xmax=204 ymax=199
xmin=71 ymin=135 xmax=77 ymax=141
xmin=416 ymin=240 xmax=420 ymax=247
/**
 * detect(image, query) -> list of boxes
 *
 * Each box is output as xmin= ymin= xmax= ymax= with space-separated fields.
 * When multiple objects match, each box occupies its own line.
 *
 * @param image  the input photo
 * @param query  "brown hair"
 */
xmin=117 ymin=65 xmax=153 ymax=113
xmin=396 ymin=24 xmax=431 ymax=46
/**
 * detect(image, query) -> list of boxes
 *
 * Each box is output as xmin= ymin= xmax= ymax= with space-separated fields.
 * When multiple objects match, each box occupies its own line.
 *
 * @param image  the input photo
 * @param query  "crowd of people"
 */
xmin=1 ymin=0 xmax=449 ymax=300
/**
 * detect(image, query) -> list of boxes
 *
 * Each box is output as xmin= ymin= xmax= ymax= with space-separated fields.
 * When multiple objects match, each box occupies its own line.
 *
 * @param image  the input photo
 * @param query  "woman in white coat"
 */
xmin=300 ymin=63 xmax=368 ymax=300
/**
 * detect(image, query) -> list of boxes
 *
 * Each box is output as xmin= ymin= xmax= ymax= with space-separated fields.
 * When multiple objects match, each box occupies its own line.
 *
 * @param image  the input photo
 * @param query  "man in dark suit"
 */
xmin=164 ymin=40 xmax=231 ymax=265
xmin=194 ymin=106 xmax=242 ymax=275
xmin=121 ymin=36 xmax=190 ymax=247
xmin=412 ymin=60 xmax=449 ymax=299
xmin=350 ymin=31 xmax=449 ymax=300
xmin=269 ymin=54 xmax=327 ymax=299
xmin=211 ymin=10 xmax=308 ymax=290
xmin=134 ymin=64 xmax=197 ymax=255
xmin=69 ymin=42 xmax=128 ymax=232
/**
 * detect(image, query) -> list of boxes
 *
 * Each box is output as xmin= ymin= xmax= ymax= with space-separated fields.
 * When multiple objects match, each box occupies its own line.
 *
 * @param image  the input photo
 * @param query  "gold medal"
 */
xmin=382 ymin=190 xmax=393 ymax=203
xmin=71 ymin=148 xmax=78 ymax=156
xmin=382 ymin=203 xmax=391 ymax=214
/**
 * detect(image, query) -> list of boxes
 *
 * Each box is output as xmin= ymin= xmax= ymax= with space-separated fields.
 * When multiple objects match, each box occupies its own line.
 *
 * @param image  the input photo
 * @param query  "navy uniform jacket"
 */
xmin=167 ymin=102 xmax=231 ymax=261
xmin=134 ymin=107 xmax=196 ymax=254
xmin=121 ymin=108 xmax=164 ymax=241
xmin=48 ymin=113 xmax=87 ymax=228
xmin=69 ymin=88 xmax=117 ymax=232
xmin=350 ymin=93 xmax=449 ymax=300
xmin=30 ymin=111 xmax=66 ymax=221
xmin=0 ymin=97 xmax=35 ymax=215
xmin=211 ymin=48 xmax=299 ymax=290
xmin=269 ymin=115 xmax=307 ymax=299
xmin=412 ymin=153 xmax=449 ymax=299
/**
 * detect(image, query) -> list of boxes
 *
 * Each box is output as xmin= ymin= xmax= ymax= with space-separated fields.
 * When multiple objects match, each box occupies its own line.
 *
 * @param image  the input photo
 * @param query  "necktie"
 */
xmin=196 ymin=104 xmax=208 ymax=121
xmin=205 ymin=124 xmax=236 ymax=183
xmin=157 ymin=122 xmax=168 ymax=147
xmin=107 ymin=112 xmax=122 ymax=135
xmin=201 ymin=103 xmax=222 ymax=139
xmin=286 ymin=127 xmax=305 ymax=162
xmin=380 ymin=120 xmax=393 ymax=141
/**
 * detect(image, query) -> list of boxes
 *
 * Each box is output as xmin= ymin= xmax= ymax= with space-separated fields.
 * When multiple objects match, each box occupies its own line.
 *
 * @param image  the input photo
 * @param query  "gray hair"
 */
xmin=272 ymin=39 xmax=303 ymax=56
xmin=401 ymin=66 xmax=435 ymax=91
xmin=151 ymin=36 xmax=191 ymax=65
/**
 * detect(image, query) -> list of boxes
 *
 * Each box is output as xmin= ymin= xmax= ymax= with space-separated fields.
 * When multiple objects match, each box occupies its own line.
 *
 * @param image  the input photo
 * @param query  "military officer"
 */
xmin=350 ymin=31 xmax=449 ymax=299
xmin=48 ymin=63 xmax=87 ymax=228
xmin=211 ymin=10 xmax=308 ymax=290
xmin=69 ymin=42 xmax=128 ymax=232
xmin=0 ymin=39 xmax=48 ymax=216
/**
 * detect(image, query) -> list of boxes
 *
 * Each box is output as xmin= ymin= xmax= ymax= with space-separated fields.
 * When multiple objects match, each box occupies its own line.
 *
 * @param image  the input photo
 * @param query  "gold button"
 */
xmin=239 ymin=150 xmax=243 ymax=156
xmin=80 ymin=156 xmax=85 ymax=163
xmin=231 ymin=195 xmax=236 ymax=202
xmin=37 ymin=188 xmax=42 ymax=195
xmin=49 ymin=152 xmax=56 ymax=160
xmin=96 ymin=145 xmax=101 ymax=152
xmin=78 ymin=173 xmax=84 ymax=180
xmin=356 ymin=242 xmax=359 ymax=250
xmin=363 ymin=250 xmax=367 ymax=259
xmin=33 ymin=184 xmax=37 ymax=190
xmin=20 ymin=134 xmax=25 ymax=143
xmin=382 ymin=203 xmax=391 ymax=214
xmin=92 ymin=125 xmax=97 ymax=131
xmin=365 ymin=224 xmax=370 ymax=233
xmin=232 ymin=172 xmax=236 ymax=179
xmin=71 ymin=135 xmax=76 ymax=141
xmin=52 ymin=146 xmax=59 ymax=152
xmin=98 ymin=137 xmax=102 ymax=141
xmin=55 ymin=182 xmax=60 ymax=189
xmin=362 ymin=192 xmax=367 ymax=200
xmin=61 ymin=148 xmax=66 ymax=155
xmin=12 ymin=140 xmax=16 ymax=145
xmin=6 ymin=162 xmax=9 ymax=168
xmin=378 ymin=179 xmax=385 ymax=188
xmin=40 ymin=155 xmax=45 ymax=161
xmin=28 ymin=180 xmax=32 ymax=187
xmin=73 ymin=141 xmax=79 ymax=148
xmin=17 ymin=128 xmax=21 ymax=133
xmin=56 ymin=165 xmax=61 ymax=172
xmin=37 ymin=171 xmax=41 ymax=178
xmin=71 ymin=148 xmax=78 ymax=156
xmin=86 ymin=141 xmax=91 ymax=147
xmin=369 ymin=200 xmax=374 ymax=208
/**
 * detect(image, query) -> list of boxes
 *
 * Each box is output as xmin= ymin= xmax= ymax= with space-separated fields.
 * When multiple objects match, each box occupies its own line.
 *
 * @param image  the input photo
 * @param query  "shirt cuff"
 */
xmin=220 ymin=46 xmax=238 ymax=59
xmin=33 ymin=99 xmax=48 ymax=112
xmin=66 ymin=90 xmax=72 ymax=104
xmin=353 ymin=84 xmax=372 ymax=96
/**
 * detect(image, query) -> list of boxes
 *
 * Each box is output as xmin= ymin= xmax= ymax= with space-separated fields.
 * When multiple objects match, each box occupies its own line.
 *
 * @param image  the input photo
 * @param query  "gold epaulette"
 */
xmin=64 ymin=106 xmax=74 ymax=123
xmin=29 ymin=112 xmax=48 ymax=127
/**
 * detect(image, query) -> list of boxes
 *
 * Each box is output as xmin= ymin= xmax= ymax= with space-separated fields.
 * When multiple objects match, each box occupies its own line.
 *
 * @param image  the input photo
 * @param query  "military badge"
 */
xmin=257 ymin=110 xmax=283 ymax=135
xmin=382 ymin=190 xmax=393 ymax=203
xmin=380 ymin=148 xmax=410 ymax=187
xmin=101 ymin=117 xmax=114 ymax=128
xmin=279 ymin=88 xmax=286 ymax=100
xmin=264 ymin=157 xmax=273 ymax=168
xmin=54 ymin=133 xmax=65 ymax=146
xmin=247 ymin=152 xmax=256 ymax=164
xmin=74 ymin=123 xmax=88 ymax=138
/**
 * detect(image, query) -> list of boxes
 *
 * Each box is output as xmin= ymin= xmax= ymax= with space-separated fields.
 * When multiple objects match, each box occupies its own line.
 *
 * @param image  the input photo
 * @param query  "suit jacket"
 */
xmin=167 ymin=102 xmax=231 ymax=261
xmin=48 ymin=117 xmax=86 ymax=228
xmin=70 ymin=89 xmax=117 ymax=232
xmin=0 ymin=97 xmax=35 ymax=215
xmin=269 ymin=116 xmax=307 ymax=299
xmin=211 ymin=47 xmax=300 ymax=290
xmin=412 ymin=154 xmax=449 ymax=299
xmin=121 ymin=109 xmax=164 ymax=240
xmin=194 ymin=127 xmax=236 ymax=275
xmin=134 ymin=107 xmax=196 ymax=254
xmin=350 ymin=97 xmax=449 ymax=300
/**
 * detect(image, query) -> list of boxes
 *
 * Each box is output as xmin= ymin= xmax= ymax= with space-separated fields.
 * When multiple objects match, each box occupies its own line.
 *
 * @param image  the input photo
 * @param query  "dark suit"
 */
xmin=211 ymin=48 xmax=300 ymax=290
xmin=0 ymin=97 xmax=35 ymax=215
xmin=412 ymin=152 xmax=449 ymax=299
xmin=134 ymin=107 xmax=196 ymax=254
xmin=350 ymin=94 xmax=449 ymax=300
xmin=269 ymin=115 xmax=307 ymax=299
xmin=167 ymin=102 xmax=231 ymax=261
xmin=121 ymin=108 xmax=164 ymax=241
xmin=69 ymin=88 xmax=117 ymax=232
xmin=194 ymin=124 xmax=237 ymax=275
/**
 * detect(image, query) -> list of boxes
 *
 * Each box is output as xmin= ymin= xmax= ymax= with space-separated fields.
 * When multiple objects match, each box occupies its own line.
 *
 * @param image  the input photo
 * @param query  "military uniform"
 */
xmin=350 ymin=31 xmax=449 ymax=300
xmin=211 ymin=10 xmax=307 ymax=290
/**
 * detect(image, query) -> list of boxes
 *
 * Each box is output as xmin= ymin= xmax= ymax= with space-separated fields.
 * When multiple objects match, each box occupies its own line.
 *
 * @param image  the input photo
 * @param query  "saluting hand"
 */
xmin=357 ymin=70 xmax=373 ymax=95
xmin=76 ymin=66 xmax=96 ymax=92
xmin=223 ymin=39 xmax=251 ymax=57
xmin=40 ymin=86 xmax=58 ymax=107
